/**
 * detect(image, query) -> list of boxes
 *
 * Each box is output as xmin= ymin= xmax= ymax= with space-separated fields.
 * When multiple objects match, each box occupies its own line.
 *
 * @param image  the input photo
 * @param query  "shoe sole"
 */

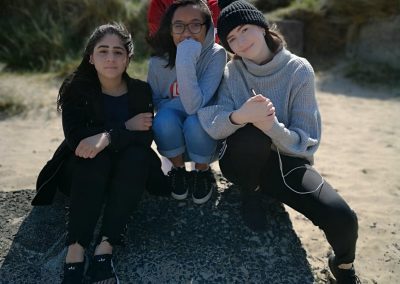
xmin=192 ymin=184 xmax=215 ymax=205
xmin=171 ymin=190 xmax=188 ymax=200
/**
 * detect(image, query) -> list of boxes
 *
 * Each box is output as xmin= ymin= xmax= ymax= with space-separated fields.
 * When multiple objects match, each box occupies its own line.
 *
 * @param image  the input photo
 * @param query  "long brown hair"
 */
xmin=57 ymin=23 xmax=134 ymax=111
xmin=265 ymin=24 xmax=286 ymax=53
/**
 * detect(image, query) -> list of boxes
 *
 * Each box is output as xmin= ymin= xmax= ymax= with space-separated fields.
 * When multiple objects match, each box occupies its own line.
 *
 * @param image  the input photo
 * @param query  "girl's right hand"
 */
xmin=75 ymin=133 xmax=109 ymax=159
xmin=125 ymin=112 xmax=153 ymax=131
xmin=230 ymin=95 xmax=275 ymax=124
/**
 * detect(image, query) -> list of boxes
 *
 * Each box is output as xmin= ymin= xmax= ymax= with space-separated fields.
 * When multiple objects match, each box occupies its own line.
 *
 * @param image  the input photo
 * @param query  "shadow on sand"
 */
xmin=0 ymin=183 xmax=313 ymax=283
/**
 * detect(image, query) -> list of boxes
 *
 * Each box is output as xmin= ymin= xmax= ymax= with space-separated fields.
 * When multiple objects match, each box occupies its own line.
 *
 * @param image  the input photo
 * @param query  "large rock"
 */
xmin=347 ymin=15 xmax=400 ymax=70
xmin=0 ymin=183 xmax=314 ymax=283
xmin=274 ymin=20 xmax=304 ymax=56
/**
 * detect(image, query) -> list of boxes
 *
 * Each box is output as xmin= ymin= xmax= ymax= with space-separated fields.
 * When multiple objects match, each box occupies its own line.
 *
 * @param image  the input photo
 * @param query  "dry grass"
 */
xmin=0 ymin=72 xmax=61 ymax=120
xmin=0 ymin=58 xmax=149 ymax=119
xmin=0 ymin=95 xmax=26 ymax=120
xmin=0 ymin=0 xmax=149 ymax=70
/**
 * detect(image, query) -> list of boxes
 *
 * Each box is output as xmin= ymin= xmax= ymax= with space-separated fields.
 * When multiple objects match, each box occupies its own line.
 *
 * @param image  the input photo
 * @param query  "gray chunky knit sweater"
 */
xmin=198 ymin=48 xmax=321 ymax=163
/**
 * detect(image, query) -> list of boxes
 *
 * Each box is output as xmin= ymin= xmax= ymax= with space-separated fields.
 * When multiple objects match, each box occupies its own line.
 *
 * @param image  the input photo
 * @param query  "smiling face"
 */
xmin=171 ymin=4 xmax=207 ymax=46
xmin=227 ymin=24 xmax=271 ymax=64
xmin=89 ymin=33 xmax=129 ymax=81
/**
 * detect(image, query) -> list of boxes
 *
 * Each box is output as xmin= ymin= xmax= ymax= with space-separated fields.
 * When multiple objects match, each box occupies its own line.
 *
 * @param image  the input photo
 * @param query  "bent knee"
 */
xmin=153 ymin=109 xmax=182 ymax=135
xmin=183 ymin=115 xmax=207 ymax=137
xmin=227 ymin=125 xmax=271 ymax=155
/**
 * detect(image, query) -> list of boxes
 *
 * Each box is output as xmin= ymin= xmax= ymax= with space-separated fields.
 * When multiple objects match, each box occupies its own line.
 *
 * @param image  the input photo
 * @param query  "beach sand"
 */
xmin=0 ymin=69 xmax=399 ymax=283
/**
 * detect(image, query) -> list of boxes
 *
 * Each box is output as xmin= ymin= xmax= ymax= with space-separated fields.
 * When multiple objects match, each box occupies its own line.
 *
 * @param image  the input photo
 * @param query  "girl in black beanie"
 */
xmin=198 ymin=1 xmax=361 ymax=283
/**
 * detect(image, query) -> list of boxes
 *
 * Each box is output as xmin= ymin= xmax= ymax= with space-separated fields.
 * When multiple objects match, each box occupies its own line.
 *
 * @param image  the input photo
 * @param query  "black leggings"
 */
xmin=63 ymin=145 xmax=150 ymax=248
xmin=219 ymin=125 xmax=358 ymax=264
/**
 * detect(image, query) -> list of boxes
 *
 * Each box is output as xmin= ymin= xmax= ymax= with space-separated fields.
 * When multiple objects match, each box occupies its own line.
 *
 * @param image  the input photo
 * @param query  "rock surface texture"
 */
xmin=0 ymin=180 xmax=314 ymax=283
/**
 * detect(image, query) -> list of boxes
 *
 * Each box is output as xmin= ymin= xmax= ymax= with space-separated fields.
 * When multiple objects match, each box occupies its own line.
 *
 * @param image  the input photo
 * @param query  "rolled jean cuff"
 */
xmin=188 ymin=152 xmax=215 ymax=164
xmin=158 ymin=145 xmax=186 ymax=159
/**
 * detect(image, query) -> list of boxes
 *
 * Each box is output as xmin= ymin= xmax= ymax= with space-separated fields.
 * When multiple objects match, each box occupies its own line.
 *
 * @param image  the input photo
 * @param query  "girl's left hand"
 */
xmin=125 ymin=112 xmax=153 ymax=131
xmin=253 ymin=111 xmax=276 ymax=133
xmin=75 ymin=133 xmax=109 ymax=159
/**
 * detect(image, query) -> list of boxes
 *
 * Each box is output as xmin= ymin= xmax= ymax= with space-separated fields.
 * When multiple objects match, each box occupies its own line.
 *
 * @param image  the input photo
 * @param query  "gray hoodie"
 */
xmin=147 ymin=25 xmax=227 ymax=115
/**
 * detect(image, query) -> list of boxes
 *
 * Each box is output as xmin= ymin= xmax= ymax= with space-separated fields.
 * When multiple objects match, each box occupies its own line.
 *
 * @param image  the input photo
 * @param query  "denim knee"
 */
xmin=153 ymin=108 xmax=186 ymax=156
xmin=183 ymin=115 xmax=218 ymax=163
xmin=153 ymin=108 xmax=183 ymax=138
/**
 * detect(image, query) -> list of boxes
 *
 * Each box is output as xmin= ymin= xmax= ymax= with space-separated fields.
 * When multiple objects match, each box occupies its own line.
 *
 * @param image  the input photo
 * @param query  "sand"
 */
xmin=0 ymin=68 xmax=399 ymax=283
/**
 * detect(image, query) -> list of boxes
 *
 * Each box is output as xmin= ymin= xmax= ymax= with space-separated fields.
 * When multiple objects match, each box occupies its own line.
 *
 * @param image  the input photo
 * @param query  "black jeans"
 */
xmin=220 ymin=125 xmax=358 ymax=264
xmin=63 ymin=145 xmax=150 ymax=248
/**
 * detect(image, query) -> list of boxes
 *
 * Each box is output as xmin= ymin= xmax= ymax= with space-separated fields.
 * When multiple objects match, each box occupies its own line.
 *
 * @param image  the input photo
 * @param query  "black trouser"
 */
xmin=63 ymin=145 xmax=150 ymax=248
xmin=219 ymin=125 xmax=358 ymax=264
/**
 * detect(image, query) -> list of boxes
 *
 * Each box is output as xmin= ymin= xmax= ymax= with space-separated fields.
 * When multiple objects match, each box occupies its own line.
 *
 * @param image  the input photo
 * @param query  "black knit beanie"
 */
xmin=217 ymin=0 xmax=269 ymax=52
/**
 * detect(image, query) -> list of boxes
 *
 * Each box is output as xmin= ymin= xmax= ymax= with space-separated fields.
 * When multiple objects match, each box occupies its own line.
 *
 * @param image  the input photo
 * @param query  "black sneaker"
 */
xmin=62 ymin=261 xmax=85 ymax=284
xmin=192 ymin=169 xmax=215 ymax=204
xmin=87 ymin=254 xmax=119 ymax=284
xmin=168 ymin=167 xmax=189 ymax=200
xmin=328 ymin=255 xmax=361 ymax=284
xmin=240 ymin=188 xmax=268 ymax=232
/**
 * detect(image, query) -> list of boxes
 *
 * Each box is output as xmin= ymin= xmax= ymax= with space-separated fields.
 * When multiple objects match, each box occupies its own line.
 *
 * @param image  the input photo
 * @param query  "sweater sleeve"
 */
xmin=62 ymin=88 xmax=104 ymax=151
xmin=198 ymin=77 xmax=245 ymax=140
xmin=175 ymin=40 xmax=226 ymax=115
xmin=264 ymin=64 xmax=321 ymax=160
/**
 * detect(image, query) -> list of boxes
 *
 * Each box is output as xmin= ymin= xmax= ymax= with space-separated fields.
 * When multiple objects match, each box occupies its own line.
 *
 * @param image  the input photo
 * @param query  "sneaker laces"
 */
xmin=193 ymin=170 xmax=215 ymax=190
xmin=168 ymin=167 xmax=186 ymax=188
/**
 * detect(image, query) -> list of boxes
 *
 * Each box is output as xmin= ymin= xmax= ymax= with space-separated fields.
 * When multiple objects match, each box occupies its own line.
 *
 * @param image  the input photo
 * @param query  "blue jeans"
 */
xmin=153 ymin=108 xmax=218 ymax=164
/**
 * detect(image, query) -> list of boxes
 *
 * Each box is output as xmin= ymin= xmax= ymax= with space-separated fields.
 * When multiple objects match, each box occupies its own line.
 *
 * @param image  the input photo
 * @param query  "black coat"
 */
xmin=32 ymin=75 xmax=170 ymax=206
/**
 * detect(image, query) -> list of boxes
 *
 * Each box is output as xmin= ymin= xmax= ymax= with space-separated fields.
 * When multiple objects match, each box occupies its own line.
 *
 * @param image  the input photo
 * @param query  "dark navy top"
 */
xmin=103 ymin=93 xmax=129 ymax=129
